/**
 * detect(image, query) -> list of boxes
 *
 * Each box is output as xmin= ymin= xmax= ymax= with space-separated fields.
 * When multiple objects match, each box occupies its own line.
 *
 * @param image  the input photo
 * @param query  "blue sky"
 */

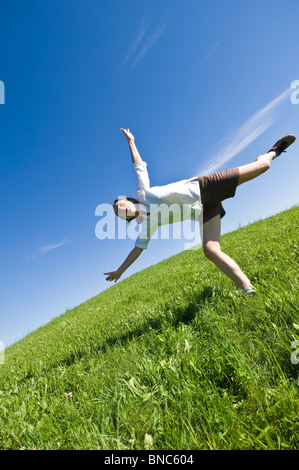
xmin=1 ymin=0 xmax=298 ymax=348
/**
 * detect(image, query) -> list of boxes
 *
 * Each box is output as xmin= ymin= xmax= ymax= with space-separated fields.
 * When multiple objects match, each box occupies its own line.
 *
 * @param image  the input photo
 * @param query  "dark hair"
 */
xmin=113 ymin=197 xmax=139 ymax=223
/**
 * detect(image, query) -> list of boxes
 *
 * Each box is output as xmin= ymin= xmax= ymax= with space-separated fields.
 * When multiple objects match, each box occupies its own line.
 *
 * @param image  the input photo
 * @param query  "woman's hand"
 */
xmin=121 ymin=128 xmax=142 ymax=163
xmin=120 ymin=128 xmax=135 ymax=143
xmin=104 ymin=270 xmax=122 ymax=282
xmin=104 ymin=248 xmax=142 ymax=284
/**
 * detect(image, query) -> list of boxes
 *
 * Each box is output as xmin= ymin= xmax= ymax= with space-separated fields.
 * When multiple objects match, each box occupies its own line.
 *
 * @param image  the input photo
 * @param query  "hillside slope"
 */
xmin=1 ymin=206 xmax=299 ymax=450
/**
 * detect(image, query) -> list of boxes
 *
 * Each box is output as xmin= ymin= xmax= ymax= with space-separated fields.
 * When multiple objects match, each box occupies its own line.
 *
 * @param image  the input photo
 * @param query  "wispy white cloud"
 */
xmin=39 ymin=237 xmax=71 ymax=256
xmin=205 ymin=41 xmax=221 ymax=61
xmin=122 ymin=16 xmax=168 ymax=69
xmin=122 ymin=15 xmax=149 ymax=68
xmin=199 ymin=88 xmax=292 ymax=175
xmin=23 ymin=236 xmax=72 ymax=263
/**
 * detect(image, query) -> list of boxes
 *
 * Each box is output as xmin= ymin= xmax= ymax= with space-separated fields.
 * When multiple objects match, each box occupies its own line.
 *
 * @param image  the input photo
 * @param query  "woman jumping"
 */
xmin=104 ymin=129 xmax=296 ymax=295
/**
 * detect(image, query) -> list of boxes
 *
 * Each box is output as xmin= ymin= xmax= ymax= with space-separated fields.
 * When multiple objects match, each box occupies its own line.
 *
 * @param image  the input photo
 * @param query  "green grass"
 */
xmin=1 ymin=206 xmax=299 ymax=450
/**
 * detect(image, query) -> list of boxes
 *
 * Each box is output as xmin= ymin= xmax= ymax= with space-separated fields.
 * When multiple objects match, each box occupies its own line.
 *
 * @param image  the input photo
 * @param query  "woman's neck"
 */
xmin=136 ymin=203 xmax=150 ymax=216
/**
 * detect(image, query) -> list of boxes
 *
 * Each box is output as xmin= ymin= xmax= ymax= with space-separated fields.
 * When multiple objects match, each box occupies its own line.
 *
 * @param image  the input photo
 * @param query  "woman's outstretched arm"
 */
xmin=104 ymin=246 xmax=143 ymax=282
xmin=120 ymin=128 xmax=142 ymax=164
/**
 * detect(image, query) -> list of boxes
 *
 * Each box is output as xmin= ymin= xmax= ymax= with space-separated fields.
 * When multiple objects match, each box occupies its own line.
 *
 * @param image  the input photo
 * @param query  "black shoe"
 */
xmin=267 ymin=134 xmax=296 ymax=158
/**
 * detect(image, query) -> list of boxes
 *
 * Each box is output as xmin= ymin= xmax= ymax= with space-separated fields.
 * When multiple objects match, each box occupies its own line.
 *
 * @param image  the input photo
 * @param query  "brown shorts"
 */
xmin=192 ymin=167 xmax=239 ymax=224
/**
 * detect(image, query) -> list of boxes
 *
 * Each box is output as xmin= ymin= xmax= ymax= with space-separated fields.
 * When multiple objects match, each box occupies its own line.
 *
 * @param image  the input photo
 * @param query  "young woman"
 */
xmin=104 ymin=129 xmax=296 ymax=295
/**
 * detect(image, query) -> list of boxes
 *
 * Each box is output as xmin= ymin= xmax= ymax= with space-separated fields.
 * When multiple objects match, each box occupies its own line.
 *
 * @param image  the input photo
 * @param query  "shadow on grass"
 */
xmin=51 ymin=286 xmax=220 ymax=369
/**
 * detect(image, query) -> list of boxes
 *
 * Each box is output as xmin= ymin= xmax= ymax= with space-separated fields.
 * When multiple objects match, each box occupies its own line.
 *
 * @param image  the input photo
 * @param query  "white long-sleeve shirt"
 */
xmin=134 ymin=161 xmax=202 ymax=249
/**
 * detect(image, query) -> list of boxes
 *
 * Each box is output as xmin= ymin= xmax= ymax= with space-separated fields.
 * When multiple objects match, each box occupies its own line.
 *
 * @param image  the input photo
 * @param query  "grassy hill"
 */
xmin=1 ymin=206 xmax=299 ymax=450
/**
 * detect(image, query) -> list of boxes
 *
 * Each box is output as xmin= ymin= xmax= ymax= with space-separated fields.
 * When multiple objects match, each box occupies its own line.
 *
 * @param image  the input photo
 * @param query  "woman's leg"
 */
xmin=237 ymin=151 xmax=275 ymax=186
xmin=202 ymin=214 xmax=251 ymax=289
xmin=200 ymin=151 xmax=278 ymax=289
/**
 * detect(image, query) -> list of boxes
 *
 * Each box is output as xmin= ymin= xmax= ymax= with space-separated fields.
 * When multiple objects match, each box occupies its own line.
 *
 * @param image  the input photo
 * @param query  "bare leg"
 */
xmin=237 ymin=151 xmax=275 ymax=186
xmin=201 ymin=151 xmax=277 ymax=289
xmin=202 ymin=214 xmax=251 ymax=289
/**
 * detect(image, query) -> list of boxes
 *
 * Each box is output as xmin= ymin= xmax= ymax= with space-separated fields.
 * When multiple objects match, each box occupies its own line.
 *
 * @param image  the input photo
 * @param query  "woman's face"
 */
xmin=116 ymin=199 xmax=137 ymax=220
